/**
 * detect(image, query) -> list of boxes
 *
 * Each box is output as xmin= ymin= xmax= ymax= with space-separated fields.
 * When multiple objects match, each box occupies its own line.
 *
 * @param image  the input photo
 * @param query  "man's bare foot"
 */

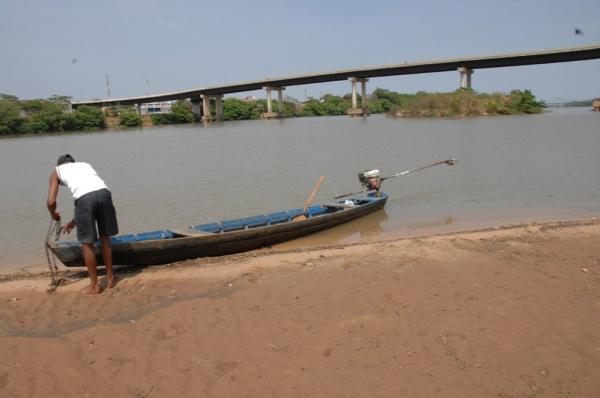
xmin=107 ymin=276 xmax=118 ymax=289
xmin=80 ymin=285 xmax=102 ymax=295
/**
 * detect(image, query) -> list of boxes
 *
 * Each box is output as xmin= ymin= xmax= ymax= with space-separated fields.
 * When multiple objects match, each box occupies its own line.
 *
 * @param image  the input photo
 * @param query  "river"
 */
xmin=1 ymin=108 xmax=599 ymax=274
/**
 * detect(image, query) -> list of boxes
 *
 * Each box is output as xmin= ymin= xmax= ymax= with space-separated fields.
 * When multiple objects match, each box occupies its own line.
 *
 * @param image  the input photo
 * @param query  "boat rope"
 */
xmin=45 ymin=219 xmax=66 ymax=293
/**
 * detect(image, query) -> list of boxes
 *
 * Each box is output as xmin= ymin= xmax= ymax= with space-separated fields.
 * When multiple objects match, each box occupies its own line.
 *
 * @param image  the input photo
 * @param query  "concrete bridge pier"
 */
xmin=458 ymin=67 xmax=473 ymax=89
xmin=200 ymin=95 xmax=224 ymax=122
xmin=262 ymin=86 xmax=285 ymax=119
xmin=202 ymin=95 xmax=212 ymax=122
xmin=135 ymin=103 xmax=142 ymax=115
xmin=214 ymin=95 xmax=224 ymax=121
xmin=191 ymin=97 xmax=202 ymax=120
xmin=347 ymin=77 xmax=370 ymax=116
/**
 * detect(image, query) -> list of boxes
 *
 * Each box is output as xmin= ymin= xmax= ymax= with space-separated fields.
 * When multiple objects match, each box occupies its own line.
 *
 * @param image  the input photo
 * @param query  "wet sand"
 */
xmin=1 ymin=219 xmax=599 ymax=397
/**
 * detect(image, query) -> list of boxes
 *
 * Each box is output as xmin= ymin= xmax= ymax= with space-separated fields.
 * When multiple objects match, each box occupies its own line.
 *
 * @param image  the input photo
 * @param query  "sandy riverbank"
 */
xmin=1 ymin=219 xmax=599 ymax=397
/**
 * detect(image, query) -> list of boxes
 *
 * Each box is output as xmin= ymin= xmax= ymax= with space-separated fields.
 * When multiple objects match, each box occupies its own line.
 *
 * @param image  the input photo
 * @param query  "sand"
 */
xmin=1 ymin=219 xmax=599 ymax=397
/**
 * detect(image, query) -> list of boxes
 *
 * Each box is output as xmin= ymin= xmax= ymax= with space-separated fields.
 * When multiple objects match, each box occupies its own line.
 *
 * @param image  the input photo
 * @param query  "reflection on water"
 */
xmin=0 ymin=109 xmax=599 ymax=273
xmin=275 ymin=208 xmax=390 ymax=250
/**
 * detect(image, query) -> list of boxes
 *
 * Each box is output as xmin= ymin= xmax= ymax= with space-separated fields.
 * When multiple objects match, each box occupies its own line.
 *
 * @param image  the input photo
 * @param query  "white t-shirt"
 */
xmin=56 ymin=162 xmax=108 ymax=199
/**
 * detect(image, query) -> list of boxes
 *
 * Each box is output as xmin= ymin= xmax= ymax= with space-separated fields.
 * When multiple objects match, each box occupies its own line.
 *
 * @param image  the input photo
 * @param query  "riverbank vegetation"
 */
xmin=1 ymin=88 xmax=546 ymax=136
xmin=0 ymin=94 xmax=105 ymax=135
xmin=150 ymin=101 xmax=194 ymax=124
xmin=385 ymin=89 xmax=546 ymax=117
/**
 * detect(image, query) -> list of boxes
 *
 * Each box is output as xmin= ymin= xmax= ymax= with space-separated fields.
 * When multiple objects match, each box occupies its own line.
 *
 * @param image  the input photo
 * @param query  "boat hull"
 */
xmin=49 ymin=194 xmax=387 ymax=267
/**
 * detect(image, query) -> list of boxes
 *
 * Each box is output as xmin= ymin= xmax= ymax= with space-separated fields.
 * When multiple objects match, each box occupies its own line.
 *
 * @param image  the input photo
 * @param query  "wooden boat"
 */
xmin=48 ymin=192 xmax=388 ymax=267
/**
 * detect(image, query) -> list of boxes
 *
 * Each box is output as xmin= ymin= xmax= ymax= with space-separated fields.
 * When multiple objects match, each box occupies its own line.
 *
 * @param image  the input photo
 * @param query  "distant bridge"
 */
xmin=72 ymin=44 xmax=600 ymax=120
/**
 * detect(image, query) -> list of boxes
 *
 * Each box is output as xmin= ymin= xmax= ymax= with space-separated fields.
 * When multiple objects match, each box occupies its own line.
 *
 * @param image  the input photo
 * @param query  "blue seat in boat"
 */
xmin=137 ymin=230 xmax=174 ymax=240
xmin=110 ymin=234 xmax=137 ymax=244
xmin=108 ymin=230 xmax=173 ymax=245
xmin=244 ymin=215 xmax=268 ymax=228
xmin=221 ymin=218 xmax=246 ymax=232
xmin=287 ymin=208 xmax=305 ymax=219
xmin=267 ymin=211 xmax=289 ymax=224
xmin=307 ymin=205 xmax=328 ymax=217
xmin=190 ymin=223 xmax=221 ymax=233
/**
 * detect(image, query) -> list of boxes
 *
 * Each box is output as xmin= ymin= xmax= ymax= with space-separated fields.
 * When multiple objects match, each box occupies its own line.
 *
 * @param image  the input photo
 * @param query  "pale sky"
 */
xmin=1 ymin=0 xmax=599 ymax=102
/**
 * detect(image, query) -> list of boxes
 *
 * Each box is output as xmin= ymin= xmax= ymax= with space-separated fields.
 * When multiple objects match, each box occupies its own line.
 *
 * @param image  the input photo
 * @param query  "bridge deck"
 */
xmin=73 ymin=44 xmax=600 ymax=107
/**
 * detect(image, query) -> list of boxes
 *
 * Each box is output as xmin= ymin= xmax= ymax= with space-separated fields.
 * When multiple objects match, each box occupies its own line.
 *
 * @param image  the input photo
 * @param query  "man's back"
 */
xmin=56 ymin=162 xmax=108 ymax=199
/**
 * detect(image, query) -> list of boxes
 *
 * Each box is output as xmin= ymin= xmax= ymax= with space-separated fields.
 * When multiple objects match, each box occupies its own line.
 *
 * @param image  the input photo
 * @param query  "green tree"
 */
xmin=372 ymin=88 xmax=412 ymax=107
xmin=507 ymin=90 xmax=545 ymax=113
xmin=152 ymin=101 xmax=195 ymax=124
xmin=21 ymin=100 xmax=66 ymax=133
xmin=0 ymin=94 xmax=19 ymax=101
xmin=47 ymin=95 xmax=73 ymax=111
xmin=223 ymin=98 xmax=264 ymax=120
xmin=321 ymin=94 xmax=349 ymax=115
xmin=300 ymin=99 xmax=327 ymax=116
xmin=65 ymin=106 xmax=106 ymax=130
xmin=0 ymin=96 xmax=24 ymax=135
xmin=119 ymin=108 xmax=143 ymax=127
xmin=370 ymin=98 xmax=394 ymax=113
xmin=170 ymin=100 xmax=195 ymax=122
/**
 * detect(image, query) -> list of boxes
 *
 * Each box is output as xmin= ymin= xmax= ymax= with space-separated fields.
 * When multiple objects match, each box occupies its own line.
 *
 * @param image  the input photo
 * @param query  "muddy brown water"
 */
xmin=1 ymin=108 xmax=599 ymax=273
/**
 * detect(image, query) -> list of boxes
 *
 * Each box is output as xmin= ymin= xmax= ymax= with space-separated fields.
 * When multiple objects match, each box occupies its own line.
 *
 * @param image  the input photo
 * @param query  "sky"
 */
xmin=1 ymin=0 xmax=599 ymax=103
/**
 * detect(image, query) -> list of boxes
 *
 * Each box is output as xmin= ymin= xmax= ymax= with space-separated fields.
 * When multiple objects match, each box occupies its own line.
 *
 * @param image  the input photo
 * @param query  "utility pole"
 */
xmin=105 ymin=75 xmax=111 ymax=98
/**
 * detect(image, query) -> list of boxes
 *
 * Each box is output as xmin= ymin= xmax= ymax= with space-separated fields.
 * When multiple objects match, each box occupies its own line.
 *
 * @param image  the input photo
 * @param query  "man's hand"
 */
xmin=61 ymin=220 xmax=76 ymax=235
xmin=51 ymin=211 xmax=61 ymax=221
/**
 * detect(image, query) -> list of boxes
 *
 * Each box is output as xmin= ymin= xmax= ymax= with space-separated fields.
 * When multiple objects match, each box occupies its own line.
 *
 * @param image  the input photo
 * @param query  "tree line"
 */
xmin=1 ymin=89 xmax=546 ymax=135
xmin=0 ymin=94 xmax=105 ymax=135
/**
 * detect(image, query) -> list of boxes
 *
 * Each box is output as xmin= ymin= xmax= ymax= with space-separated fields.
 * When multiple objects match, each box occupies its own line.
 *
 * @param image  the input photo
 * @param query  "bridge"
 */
xmin=72 ymin=44 xmax=600 ymax=121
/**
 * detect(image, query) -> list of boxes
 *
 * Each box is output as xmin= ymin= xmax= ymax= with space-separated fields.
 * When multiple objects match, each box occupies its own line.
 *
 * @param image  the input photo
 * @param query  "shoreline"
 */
xmin=2 ymin=216 xmax=598 ymax=286
xmin=3 ymin=106 xmax=584 ymax=140
xmin=1 ymin=216 xmax=599 ymax=396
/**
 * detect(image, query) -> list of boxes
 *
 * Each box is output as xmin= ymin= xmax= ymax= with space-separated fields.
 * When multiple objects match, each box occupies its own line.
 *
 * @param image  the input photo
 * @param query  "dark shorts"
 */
xmin=74 ymin=188 xmax=119 ymax=243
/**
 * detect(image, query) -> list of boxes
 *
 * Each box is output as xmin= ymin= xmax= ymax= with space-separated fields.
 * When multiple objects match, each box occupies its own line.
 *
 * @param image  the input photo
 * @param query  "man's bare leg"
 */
xmin=100 ymin=235 xmax=117 ymax=288
xmin=81 ymin=242 xmax=101 ymax=294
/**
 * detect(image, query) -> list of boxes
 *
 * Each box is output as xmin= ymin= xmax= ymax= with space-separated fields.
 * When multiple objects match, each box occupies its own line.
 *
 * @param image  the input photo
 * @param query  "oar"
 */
xmin=293 ymin=176 xmax=325 ymax=222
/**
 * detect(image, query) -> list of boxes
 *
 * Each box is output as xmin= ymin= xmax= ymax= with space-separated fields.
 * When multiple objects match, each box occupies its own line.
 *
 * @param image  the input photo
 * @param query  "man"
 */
xmin=47 ymin=154 xmax=118 ymax=294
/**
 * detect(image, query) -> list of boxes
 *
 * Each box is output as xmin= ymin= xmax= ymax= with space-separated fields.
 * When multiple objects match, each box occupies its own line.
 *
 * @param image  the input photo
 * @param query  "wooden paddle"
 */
xmin=293 ymin=176 xmax=325 ymax=222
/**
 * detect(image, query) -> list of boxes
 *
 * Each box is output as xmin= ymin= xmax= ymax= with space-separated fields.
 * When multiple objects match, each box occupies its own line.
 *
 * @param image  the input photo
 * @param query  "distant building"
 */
xmin=140 ymin=102 xmax=172 ymax=114
xmin=241 ymin=96 xmax=257 ymax=102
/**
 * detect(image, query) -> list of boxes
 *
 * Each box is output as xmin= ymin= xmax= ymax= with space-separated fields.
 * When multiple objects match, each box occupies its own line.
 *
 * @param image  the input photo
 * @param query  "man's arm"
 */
xmin=47 ymin=170 xmax=61 ymax=221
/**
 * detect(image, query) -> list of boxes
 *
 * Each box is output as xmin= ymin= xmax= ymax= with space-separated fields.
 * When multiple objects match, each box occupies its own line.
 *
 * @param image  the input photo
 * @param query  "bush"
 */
xmin=300 ymin=99 xmax=328 ymax=116
xmin=65 ymin=106 xmax=106 ymax=130
xmin=151 ymin=111 xmax=194 ymax=125
xmin=389 ymin=88 xmax=545 ymax=118
xmin=370 ymin=98 xmax=394 ymax=114
xmin=0 ymin=96 xmax=24 ymax=135
xmin=119 ymin=109 xmax=143 ymax=127
xmin=507 ymin=90 xmax=545 ymax=114
xmin=0 ymin=94 xmax=109 ymax=134
xmin=151 ymin=101 xmax=196 ymax=125
xmin=170 ymin=101 xmax=195 ymax=122
xmin=300 ymin=94 xmax=355 ymax=117
xmin=223 ymin=98 xmax=264 ymax=120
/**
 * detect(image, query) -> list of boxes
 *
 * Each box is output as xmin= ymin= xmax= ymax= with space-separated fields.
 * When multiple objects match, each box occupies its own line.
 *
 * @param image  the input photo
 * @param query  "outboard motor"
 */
xmin=358 ymin=169 xmax=381 ymax=194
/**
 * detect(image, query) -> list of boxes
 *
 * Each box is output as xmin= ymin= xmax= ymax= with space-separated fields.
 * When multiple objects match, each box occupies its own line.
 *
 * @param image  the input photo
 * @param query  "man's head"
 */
xmin=57 ymin=154 xmax=75 ymax=165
